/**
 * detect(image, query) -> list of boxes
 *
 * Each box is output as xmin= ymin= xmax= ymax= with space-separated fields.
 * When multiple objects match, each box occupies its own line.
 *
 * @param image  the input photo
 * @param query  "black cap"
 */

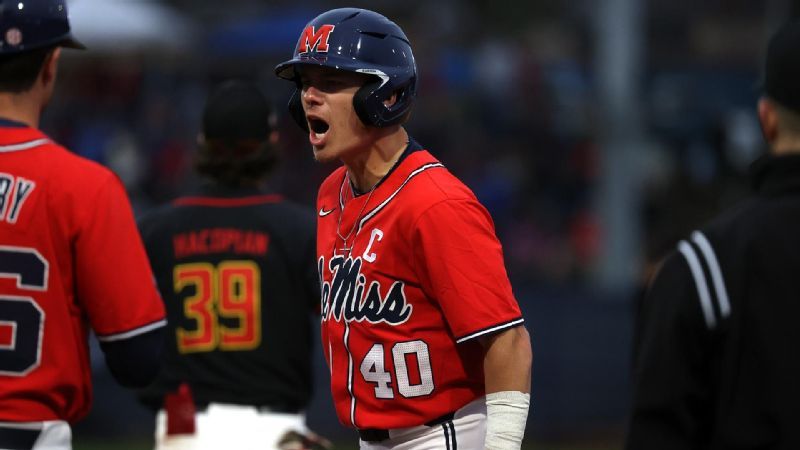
xmin=0 ymin=0 xmax=85 ymax=54
xmin=763 ymin=19 xmax=800 ymax=111
xmin=202 ymin=80 xmax=273 ymax=141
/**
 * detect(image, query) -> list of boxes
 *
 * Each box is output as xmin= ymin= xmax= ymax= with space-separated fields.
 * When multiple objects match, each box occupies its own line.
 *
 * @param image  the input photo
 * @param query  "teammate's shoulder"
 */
xmin=8 ymin=129 xmax=122 ymax=199
xmin=46 ymin=140 xmax=118 ymax=184
xmin=268 ymin=196 xmax=316 ymax=225
xmin=694 ymin=195 xmax=765 ymax=250
xmin=273 ymin=199 xmax=316 ymax=241
xmin=137 ymin=201 xmax=177 ymax=228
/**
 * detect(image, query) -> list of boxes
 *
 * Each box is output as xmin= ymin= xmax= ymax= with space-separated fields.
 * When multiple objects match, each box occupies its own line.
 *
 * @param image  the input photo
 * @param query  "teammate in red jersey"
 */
xmin=276 ymin=8 xmax=532 ymax=449
xmin=0 ymin=2 xmax=166 ymax=448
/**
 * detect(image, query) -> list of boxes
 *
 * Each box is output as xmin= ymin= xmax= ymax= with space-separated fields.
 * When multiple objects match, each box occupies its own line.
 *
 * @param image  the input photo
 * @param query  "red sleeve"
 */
xmin=74 ymin=174 xmax=165 ymax=339
xmin=412 ymin=198 xmax=523 ymax=343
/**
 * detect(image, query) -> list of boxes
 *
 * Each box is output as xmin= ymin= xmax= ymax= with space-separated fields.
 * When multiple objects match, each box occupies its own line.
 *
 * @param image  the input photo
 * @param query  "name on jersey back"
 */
xmin=173 ymin=228 xmax=269 ymax=259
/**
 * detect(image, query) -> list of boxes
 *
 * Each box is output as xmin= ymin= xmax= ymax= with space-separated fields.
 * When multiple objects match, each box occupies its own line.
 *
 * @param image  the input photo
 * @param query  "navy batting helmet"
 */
xmin=275 ymin=8 xmax=417 ymax=129
xmin=0 ymin=0 xmax=84 ymax=54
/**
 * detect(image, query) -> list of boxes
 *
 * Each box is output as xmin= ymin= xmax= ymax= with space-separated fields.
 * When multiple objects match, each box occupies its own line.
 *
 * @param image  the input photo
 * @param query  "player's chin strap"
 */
xmin=485 ymin=391 xmax=531 ymax=450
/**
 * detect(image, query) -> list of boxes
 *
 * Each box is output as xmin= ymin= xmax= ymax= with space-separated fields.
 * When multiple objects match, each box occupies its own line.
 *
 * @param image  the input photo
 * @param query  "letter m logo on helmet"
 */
xmin=298 ymin=25 xmax=335 ymax=54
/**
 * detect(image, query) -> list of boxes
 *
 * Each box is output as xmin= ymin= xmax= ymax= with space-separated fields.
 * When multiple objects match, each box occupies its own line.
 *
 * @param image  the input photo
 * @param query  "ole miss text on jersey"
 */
xmin=317 ymin=140 xmax=524 ymax=430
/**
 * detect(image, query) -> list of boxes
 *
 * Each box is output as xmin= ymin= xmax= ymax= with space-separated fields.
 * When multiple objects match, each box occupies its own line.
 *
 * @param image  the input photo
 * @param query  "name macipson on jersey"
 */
xmin=319 ymin=255 xmax=412 ymax=325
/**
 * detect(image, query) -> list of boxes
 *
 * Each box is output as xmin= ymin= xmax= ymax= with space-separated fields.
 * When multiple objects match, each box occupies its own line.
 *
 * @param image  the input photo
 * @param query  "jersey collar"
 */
xmin=190 ymin=182 xmax=275 ymax=198
xmin=750 ymin=153 xmax=800 ymax=195
xmin=0 ymin=117 xmax=30 ymax=128
xmin=172 ymin=182 xmax=284 ymax=207
xmin=351 ymin=137 xmax=426 ymax=197
xmin=337 ymin=140 xmax=442 ymax=223
xmin=0 ymin=119 xmax=50 ymax=150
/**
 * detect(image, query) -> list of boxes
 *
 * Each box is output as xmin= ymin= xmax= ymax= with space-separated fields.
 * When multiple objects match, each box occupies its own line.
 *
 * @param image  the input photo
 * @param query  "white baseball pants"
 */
xmin=154 ymin=403 xmax=306 ymax=450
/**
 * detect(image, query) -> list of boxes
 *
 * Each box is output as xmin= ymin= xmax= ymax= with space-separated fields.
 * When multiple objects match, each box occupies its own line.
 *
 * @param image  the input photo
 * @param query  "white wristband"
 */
xmin=485 ymin=391 xmax=530 ymax=450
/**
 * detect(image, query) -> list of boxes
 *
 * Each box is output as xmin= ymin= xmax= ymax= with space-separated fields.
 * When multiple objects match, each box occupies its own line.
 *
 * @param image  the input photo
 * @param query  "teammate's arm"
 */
xmin=625 ymin=252 xmax=715 ymax=450
xmin=75 ymin=173 xmax=166 ymax=388
xmin=99 ymin=327 xmax=165 ymax=388
xmin=479 ymin=326 xmax=532 ymax=450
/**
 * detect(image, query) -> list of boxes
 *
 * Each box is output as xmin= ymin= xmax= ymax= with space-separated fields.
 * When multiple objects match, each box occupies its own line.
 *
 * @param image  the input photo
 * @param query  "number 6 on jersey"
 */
xmin=0 ymin=246 xmax=47 ymax=376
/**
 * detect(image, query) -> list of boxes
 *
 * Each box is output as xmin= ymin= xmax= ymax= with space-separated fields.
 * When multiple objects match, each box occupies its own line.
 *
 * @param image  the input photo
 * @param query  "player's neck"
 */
xmin=344 ymin=127 xmax=408 ymax=193
xmin=770 ymin=135 xmax=800 ymax=155
xmin=0 ymin=92 xmax=42 ymax=128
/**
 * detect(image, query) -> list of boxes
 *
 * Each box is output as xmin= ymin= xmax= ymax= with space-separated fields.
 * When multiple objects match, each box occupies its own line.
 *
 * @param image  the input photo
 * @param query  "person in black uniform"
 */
xmin=626 ymin=20 xmax=800 ymax=450
xmin=137 ymin=80 xmax=327 ymax=450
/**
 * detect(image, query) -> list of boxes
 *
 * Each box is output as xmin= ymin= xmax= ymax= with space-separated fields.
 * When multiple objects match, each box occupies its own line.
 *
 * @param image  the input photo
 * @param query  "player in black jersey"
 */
xmin=137 ymin=80 xmax=327 ymax=450
xmin=626 ymin=20 xmax=800 ymax=449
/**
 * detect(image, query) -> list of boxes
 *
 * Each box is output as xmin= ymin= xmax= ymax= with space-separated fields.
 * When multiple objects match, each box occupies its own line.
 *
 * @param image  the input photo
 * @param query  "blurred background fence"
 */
xmin=44 ymin=0 xmax=800 ymax=446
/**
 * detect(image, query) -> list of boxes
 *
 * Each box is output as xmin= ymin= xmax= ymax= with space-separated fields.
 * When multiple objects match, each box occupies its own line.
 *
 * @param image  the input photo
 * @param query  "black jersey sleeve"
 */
xmin=625 ymin=251 xmax=716 ymax=450
xmin=136 ymin=209 xmax=163 ymax=259
xmin=100 ymin=326 xmax=166 ymax=388
xmin=302 ymin=221 xmax=320 ymax=313
xmin=284 ymin=206 xmax=319 ymax=313
xmin=136 ymin=210 xmax=156 ymax=243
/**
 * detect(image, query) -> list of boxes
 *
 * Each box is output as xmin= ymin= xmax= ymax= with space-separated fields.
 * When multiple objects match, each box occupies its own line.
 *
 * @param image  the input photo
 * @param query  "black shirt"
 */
xmin=627 ymin=154 xmax=800 ymax=449
xmin=137 ymin=184 xmax=318 ymax=411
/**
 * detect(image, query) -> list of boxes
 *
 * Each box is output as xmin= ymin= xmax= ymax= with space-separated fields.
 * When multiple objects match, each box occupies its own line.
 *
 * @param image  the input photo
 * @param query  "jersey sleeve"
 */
xmin=74 ymin=173 xmax=166 ymax=340
xmin=411 ymin=198 xmax=523 ymax=343
xmin=626 ymin=251 xmax=715 ymax=449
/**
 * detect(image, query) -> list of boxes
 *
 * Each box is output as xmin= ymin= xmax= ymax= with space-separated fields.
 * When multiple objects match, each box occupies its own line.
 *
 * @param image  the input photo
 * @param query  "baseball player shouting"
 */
xmin=276 ymin=8 xmax=532 ymax=450
xmin=0 ymin=1 xmax=166 ymax=449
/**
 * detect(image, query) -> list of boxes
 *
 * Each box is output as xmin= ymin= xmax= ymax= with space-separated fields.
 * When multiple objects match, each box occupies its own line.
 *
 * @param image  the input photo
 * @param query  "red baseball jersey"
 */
xmin=0 ymin=124 xmax=166 ymax=423
xmin=318 ymin=147 xmax=524 ymax=429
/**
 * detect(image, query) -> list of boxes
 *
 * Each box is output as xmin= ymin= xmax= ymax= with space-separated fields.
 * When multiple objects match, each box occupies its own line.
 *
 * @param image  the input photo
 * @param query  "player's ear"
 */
xmin=40 ymin=47 xmax=61 ymax=89
xmin=758 ymin=97 xmax=779 ymax=146
xmin=383 ymin=91 xmax=398 ymax=108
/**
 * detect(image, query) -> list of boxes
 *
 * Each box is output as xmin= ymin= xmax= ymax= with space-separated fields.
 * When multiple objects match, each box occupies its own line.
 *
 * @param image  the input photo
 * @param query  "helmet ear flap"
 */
xmin=353 ymin=79 xmax=413 ymax=128
xmin=287 ymin=88 xmax=309 ymax=132
xmin=352 ymin=80 xmax=383 ymax=127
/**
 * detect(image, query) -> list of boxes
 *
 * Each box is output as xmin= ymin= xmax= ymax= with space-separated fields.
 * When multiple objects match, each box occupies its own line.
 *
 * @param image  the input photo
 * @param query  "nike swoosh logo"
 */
xmin=319 ymin=207 xmax=336 ymax=217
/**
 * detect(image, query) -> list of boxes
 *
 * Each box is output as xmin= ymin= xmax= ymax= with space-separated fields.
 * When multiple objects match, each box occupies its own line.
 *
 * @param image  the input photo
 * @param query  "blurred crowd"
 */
xmin=36 ymin=0 xmax=795 ymax=442
xmin=40 ymin=0 xmax=777 ymax=289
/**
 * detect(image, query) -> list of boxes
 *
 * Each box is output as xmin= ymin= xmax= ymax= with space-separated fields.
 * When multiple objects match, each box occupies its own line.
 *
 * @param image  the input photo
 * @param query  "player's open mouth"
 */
xmin=309 ymin=118 xmax=329 ymax=134
xmin=308 ymin=117 xmax=329 ymax=146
